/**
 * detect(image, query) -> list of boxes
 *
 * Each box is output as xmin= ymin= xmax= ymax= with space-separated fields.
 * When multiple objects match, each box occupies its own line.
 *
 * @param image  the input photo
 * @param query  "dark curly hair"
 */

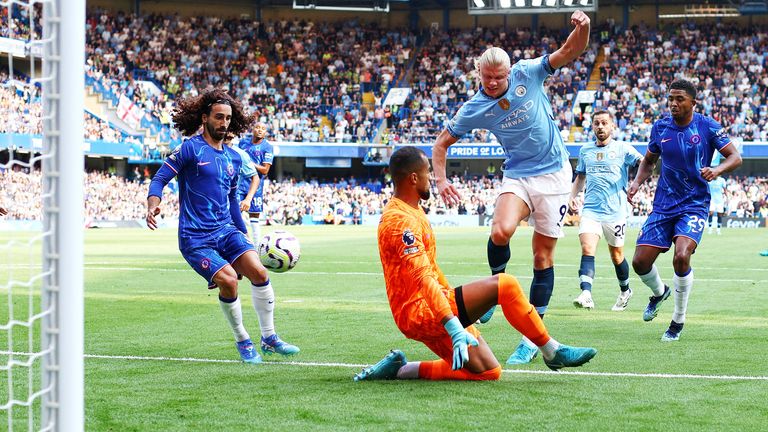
xmin=171 ymin=88 xmax=254 ymax=137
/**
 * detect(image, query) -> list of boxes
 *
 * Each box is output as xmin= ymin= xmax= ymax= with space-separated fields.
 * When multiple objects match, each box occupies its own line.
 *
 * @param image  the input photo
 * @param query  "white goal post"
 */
xmin=0 ymin=0 xmax=84 ymax=430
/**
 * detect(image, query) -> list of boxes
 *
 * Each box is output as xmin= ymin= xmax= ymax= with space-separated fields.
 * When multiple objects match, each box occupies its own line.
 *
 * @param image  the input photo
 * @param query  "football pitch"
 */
xmin=2 ymin=225 xmax=767 ymax=430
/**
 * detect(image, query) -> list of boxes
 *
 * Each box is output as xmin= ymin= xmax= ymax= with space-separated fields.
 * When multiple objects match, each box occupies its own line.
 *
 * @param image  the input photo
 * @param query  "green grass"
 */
xmin=2 ymin=225 xmax=768 ymax=430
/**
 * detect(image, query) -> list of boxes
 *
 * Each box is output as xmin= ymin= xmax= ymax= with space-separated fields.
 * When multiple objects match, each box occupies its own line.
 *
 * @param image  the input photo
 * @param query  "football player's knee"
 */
xmin=216 ymin=275 xmax=240 ymax=297
xmin=631 ymin=255 xmax=648 ymax=274
xmin=490 ymin=225 xmax=514 ymax=245
xmin=248 ymin=265 xmax=269 ymax=284
xmin=672 ymin=251 xmax=691 ymax=270
xmin=532 ymin=251 xmax=554 ymax=269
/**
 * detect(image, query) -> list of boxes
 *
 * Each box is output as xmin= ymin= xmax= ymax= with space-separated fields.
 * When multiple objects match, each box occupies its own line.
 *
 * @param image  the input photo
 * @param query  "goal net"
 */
xmin=1 ymin=0 xmax=84 ymax=430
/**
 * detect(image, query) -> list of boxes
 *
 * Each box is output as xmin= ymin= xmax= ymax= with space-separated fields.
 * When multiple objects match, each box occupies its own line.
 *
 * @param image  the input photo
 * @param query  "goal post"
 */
xmin=40 ymin=0 xmax=85 ymax=430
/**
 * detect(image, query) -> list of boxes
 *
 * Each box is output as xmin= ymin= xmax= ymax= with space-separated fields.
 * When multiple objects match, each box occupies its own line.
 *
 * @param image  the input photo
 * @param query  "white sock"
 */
xmin=396 ymin=361 xmax=420 ymax=379
xmin=672 ymin=270 xmax=694 ymax=323
xmin=521 ymin=336 xmax=537 ymax=349
xmin=539 ymin=337 xmax=561 ymax=361
xmin=251 ymin=280 xmax=275 ymax=338
xmin=639 ymin=265 xmax=666 ymax=297
xmin=219 ymin=297 xmax=250 ymax=342
xmin=250 ymin=216 xmax=261 ymax=246
xmin=711 ymin=214 xmax=718 ymax=231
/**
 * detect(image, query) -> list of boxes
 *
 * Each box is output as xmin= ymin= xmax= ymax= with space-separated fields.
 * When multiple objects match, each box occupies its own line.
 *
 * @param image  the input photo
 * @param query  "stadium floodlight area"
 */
xmin=469 ymin=0 xmax=597 ymax=15
xmin=293 ymin=0 xmax=390 ymax=12
xmin=0 ymin=0 xmax=85 ymax=431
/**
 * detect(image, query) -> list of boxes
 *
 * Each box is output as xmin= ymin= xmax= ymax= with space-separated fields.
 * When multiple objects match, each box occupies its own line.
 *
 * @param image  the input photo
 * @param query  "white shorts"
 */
xmin=578 ymin=216 xmax=627 ymax=247
xmin=499 ymin=163 xmax=572 ymax=238
xmin=709 ymin=200 xmax=725 ymax=214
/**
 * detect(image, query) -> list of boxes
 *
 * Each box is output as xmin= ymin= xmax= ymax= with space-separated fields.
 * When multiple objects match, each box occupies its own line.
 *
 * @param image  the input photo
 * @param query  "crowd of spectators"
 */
xmin=3 ymin=169 xmax=765 ymax=224
xmin=5 ymin=11 xmax=768 ymax=147
xmin=389 ymin=26 xmax=596 ymax=144
xmin=589 ymin=21 xmax=768 ymax=142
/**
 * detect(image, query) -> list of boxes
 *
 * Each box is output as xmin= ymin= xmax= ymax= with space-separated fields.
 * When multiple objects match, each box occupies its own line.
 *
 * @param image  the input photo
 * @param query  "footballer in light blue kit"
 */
xmin=238 ymin=122 xmax=273 ymax=247
xmin=432 ymin=10 xmax=592 ymax=366
xmin=707 ymin=175 xmax=727 ymax=235
xmin=146 ymin=90 xmax=299 ymax=364
xmin=628 ymin=80 xmax=742 ymax=342
xmin=570 ymin=111 xmax=642 ymax=312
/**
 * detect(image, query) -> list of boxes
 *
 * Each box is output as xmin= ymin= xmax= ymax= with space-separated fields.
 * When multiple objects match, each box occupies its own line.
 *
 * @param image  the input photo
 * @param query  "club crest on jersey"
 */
xmin=608 ymin=151 xmax=617 ymax=159
xmin=515 ymin=85 xmax=527 ymax=97
xmin=498 ymin=98 xmax=510 ymax=110
xmin=402 ymin=229 xmax=415 ymax=246
xmin=201 ymin=258 xmax=211 ymax=270
xmin=690 ymin=134 xmax=701 ymax=145
xmin=227 ymin=164 xmax=235 ymax=176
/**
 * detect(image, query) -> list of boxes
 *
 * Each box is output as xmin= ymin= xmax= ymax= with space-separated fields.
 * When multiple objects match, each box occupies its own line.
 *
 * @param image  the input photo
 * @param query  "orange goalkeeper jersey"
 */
xmin=377 ymin=197 xmax=454 ymax=339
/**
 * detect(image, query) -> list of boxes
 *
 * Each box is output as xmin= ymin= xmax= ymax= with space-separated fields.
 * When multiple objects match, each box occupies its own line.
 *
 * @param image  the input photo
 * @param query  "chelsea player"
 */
xmin=238 ymin=122 xmax=273 ymax=248
xmin=432 ymin=10 xmax=590 ymax=365
xmin=146 ymin=89 xmax=299 ymax=363
xmin=628 ymin=80 xmax=742 ymax=342
xmin=570 ymin=111 xmax=642 ymax=311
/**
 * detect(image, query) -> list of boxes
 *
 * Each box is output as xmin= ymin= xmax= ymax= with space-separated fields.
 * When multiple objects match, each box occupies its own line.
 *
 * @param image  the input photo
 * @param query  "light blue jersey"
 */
xmin=446 ymin=55 xmax=568 ymax=179
xmin=231 ymin=145 xmax=258 ymax=179
xmin=708 ymin=176 xmax=727 ymax=205
xmin=576 ymin=140 xmax=642 ymax=221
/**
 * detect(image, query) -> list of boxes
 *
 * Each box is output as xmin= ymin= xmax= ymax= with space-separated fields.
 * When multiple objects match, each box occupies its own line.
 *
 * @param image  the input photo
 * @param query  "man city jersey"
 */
xmin=576 ymin=140 xmax=642 ymax=221
xmin=238 ymin=137 xmax=274 ymax=197
xmin=648 ymin=113 xmax=732 ymax=214
xmin=446 ymin=55 xmax=568 ymax=178
xmin=708 ymin=176 xmax=727 ymax=204
xmin=148 ymin=134 xmax=243 ymax=239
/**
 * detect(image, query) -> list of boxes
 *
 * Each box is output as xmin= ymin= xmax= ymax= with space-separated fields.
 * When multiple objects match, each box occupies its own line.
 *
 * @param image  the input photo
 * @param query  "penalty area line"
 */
xmin=80 ymin=353 xmax=768 ymax=381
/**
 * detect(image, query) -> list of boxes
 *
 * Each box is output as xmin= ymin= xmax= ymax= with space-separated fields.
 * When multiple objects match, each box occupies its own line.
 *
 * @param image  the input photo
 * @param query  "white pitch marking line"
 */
xmin=78 ymin=353 xmax=768 ymax=381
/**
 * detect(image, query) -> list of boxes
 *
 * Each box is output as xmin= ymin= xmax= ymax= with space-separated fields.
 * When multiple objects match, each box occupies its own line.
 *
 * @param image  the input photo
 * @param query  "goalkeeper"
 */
xmin=354 ymin=146 xmax=597 ymax=382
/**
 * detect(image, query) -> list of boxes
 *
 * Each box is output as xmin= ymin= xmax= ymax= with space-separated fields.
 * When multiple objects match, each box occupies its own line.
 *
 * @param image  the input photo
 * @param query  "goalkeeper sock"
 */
xmin=497 ymin=274 xmax=550 ymax=346
xmin=218 ymin=296 xmax=250 ymax=342
xmin=418 ymin=360 xmax=501 ymax=381
xmin=487 ymin=237 xmax=510 ymax=275
xmin=251 ymin=279 xmax=275 ymax=338
xmin=249 ymin=216 xmax=261 ymax=246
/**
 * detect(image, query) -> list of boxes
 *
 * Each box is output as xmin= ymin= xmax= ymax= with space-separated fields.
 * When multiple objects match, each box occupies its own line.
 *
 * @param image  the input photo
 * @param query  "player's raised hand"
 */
xmin=443 ymin=316 xmax=479 ymax=370
xmin=700 ymin=167 xmax=720 ymax=181
xmin=436 ymin=178 xmax=462 ymax=207
xmin=570 ymin=10 xmax=590 ymax=28
xmin=627 ymin=182 xmax=640 ymax=203
xmin=146 ymin=206 xmax=161 ymax=230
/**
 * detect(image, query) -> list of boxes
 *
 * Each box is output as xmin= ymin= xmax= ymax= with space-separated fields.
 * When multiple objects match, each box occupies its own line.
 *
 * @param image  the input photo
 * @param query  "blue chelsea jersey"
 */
xmin=576 ymin=140 xmax=642 ymax=221
xmin=148 ymin=134 xmax=243 ymax=239
xmin=446 ymin=55 xmax=568 ymax=178
xmin=648 ymin=113 xmax=732 ymax=214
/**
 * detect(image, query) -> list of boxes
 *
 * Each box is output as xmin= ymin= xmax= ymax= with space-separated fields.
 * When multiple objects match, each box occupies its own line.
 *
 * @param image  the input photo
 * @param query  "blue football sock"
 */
xmin=614 ymin=258 xmax=630 ymax=291
xmin=530 ymin=267 xmax=554 ymax=318
xmin=487 ymin=237 xmax=510 ymax=275
xmin=578 ymin=255 xmax=595 ymax=291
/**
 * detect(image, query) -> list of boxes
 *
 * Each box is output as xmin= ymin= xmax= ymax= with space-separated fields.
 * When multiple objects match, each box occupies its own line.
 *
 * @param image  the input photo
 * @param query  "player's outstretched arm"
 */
xmin=701 ymin=144 xmax=742 ymax=181
xmin=432 ymin=129 xmax=461 ymax=207
xmin=549 ymin=10 xmax=591 ymax=70
xmin=628 ymin=151 xmax=658 ymax=203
